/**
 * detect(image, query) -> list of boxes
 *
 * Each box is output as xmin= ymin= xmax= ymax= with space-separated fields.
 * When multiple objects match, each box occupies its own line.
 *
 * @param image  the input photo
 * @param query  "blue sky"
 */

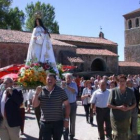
xmin=11 ymin=0 xmax=140 ymax=61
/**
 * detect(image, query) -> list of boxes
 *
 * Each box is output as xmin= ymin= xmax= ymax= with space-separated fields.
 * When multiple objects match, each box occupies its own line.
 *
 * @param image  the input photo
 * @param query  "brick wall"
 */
xmin=0 ymin=43 xmax=28 ymax=67
xmin=0 ymin=42 xmax=76 ymax=68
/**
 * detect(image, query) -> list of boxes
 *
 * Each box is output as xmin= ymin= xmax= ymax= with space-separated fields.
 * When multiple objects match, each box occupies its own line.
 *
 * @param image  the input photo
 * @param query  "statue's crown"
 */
xmin=34 ymin=11 xmax=42 ymax=19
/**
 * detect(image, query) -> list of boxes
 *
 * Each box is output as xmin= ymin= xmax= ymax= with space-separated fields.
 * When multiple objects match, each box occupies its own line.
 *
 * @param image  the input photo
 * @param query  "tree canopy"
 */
xmin=0 ymin=0 xmax=12 ymax=28
xmin=25 ymin=1 xmax=59 ymax=33
xmin=0 ymin=0 xmax=25 ymax=30
xmin=5 ymin=7 xmax=25 ymax=30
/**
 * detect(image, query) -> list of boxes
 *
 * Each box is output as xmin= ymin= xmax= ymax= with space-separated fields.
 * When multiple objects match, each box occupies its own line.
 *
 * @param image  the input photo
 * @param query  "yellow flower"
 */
xmin=23 ymin=82 xmax=27 ymax=87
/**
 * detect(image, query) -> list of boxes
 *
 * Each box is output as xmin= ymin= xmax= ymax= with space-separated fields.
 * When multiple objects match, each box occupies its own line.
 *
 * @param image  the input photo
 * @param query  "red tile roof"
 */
xmin=51 ymin=34 xmax=117 ymax=46
xmin=0 ymin=29 xmax=117 ymax=46
xmin=119 ymin=61 xmax=140 ymax=67
xmin=51 ymin=39 xmax=76 ymax=47
xmin=76 ymin=48 xmax=118 ymax=56
xmin=0 ymin=29 xmax=76 ymax=47
xmin=61 ymin=51 xmax=84 ymax=63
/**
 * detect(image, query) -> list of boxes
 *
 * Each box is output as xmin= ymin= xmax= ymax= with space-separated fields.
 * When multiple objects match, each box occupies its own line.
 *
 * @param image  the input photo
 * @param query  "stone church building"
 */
xmin=0 ymin=8 xmax=140 ymax=75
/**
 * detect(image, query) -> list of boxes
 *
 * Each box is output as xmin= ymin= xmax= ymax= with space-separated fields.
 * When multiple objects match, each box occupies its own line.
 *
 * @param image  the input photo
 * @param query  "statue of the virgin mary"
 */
xmin=26 ymin=11 xmax=59 ymax=74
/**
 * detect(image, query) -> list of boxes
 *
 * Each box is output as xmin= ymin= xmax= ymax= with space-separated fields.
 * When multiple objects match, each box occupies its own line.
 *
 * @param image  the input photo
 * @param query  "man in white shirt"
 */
xmin=90 ymin=80 xmax=112 ymax=140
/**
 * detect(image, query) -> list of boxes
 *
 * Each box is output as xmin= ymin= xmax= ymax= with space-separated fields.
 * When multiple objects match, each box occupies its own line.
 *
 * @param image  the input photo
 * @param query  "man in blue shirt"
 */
xmin=62 ymin=73 xmax=78 ymax=140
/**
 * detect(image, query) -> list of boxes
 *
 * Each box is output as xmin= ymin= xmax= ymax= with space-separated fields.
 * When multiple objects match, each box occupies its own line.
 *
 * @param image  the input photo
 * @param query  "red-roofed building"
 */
xmin=1 ymin=26 xmax=140 ymax=75
xmin=0 ymin=29 xmax=120 ymax=74
xmin=118 ymin=61 xmax=140 ymax=75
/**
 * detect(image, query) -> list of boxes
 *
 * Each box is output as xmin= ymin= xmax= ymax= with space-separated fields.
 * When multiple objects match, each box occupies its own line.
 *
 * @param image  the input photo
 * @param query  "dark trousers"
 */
xmin=130 ymin=108 xmax=138 ymax=140
xmin=40 ymin=120 xmax=63 ymax=140
xmin=34 ymin=106 xmax=41 ymax=128
xmin=84 ymin=104 xmax=93 ymax=123
xmin=96 ymin=107 xmax=112 ymax=140
xmin=20 ymin=108 xmax=25 ymax=133
xmin=69 ymin=102 xmax=77 ymax=137
xmin=34 ymin=106 xmax=41 ymax=140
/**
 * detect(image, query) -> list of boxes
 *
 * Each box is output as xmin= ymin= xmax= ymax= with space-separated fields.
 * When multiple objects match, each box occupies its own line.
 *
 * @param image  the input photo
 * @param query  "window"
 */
xmin=128 ymin=20 xmax=132 ymax=29
xmin=135 ymin=18 xmax=139 ymax=27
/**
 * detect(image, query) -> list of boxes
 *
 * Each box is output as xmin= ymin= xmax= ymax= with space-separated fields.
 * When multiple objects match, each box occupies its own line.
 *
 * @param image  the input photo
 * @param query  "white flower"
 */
xmin=20 ymin=67 xmax=25 ymax=73
xmin=46 ymin=70 xmax=50 ymax=74
xmin=38 ymin=67 xmax=43 ymax=72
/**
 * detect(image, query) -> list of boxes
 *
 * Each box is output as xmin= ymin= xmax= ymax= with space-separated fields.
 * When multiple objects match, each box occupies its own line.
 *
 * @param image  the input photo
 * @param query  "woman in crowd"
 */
xmin=81 ymin=80 xmax=94 ymax=124
xmin=109 ymin=80 xmax=117 ymax=89
xmin=80 ymin=77 xmax=85 ymax=96
xmin=108 ymin=75 xmax=136 ymax=140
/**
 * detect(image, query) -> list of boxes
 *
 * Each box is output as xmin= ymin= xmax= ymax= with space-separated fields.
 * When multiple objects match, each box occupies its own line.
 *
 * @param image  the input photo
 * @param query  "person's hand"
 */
xmin=88 ymin=94 xmax=91 ymax=97
xmin=125 ymin=106 xmax=131 ymax=111
xmin=36 ymin=86 xmax=42 ymax=95
xmin=93 ymin=107 xmax=96 ymax=114
xmin=6 ymin=87 xmax=12 ymax=95
xmin=118 ymin=105 xmax=127 ymax=111
xmin=64 ymin=119 xmax=69 ymax=128
xmin=44 ymin=31 xmax=47 ymax=34
xmin=34 ymin=36 xmax=37 ymax=40
xmin=61 ymin=81 xmax=67 ymax=89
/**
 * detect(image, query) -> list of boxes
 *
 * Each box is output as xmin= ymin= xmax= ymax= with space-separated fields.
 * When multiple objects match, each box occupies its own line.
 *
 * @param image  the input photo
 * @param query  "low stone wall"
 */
xmin=119 ymin=66 xmax=140 ymax=75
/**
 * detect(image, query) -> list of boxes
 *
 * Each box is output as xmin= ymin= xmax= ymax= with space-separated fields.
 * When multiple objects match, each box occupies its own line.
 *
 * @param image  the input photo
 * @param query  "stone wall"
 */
xmin=125 ymin=27 xmax=140 ymax=46
xmin=78 ymin=54 xmax=118 ymax=74
xmin=0 ymin=43 xmax=28 ymax=67
xmin=53 ymin=45 xmax=76 ymax=63
xmin=125 ymin=45 xmax=140 ymax=62
xmin=119 ymin=66 xmax=140 ymax=75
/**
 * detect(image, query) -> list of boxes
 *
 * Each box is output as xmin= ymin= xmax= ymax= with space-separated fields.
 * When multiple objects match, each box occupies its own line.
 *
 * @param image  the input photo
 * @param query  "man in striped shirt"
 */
xmin=32 ymin=73 xmax=70 ymax=140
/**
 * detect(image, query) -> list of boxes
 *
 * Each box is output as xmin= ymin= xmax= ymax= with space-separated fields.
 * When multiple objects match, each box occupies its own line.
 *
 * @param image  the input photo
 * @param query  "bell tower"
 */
xmin=124 ymin=8 xmax=140 ymax=62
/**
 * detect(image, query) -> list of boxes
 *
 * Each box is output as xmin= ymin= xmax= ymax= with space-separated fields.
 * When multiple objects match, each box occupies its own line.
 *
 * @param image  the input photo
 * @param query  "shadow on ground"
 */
xmin=76 ymin=113 xmax=85 ymax=117
xmin=25 ymin=116 xmax=36 ymax=120
xmin=22 ymin=134 xmax=38 ymax=140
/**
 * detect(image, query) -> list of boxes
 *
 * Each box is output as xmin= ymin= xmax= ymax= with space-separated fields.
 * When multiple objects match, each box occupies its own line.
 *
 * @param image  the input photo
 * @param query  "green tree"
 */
xmin=5 ymin=7 xmax=25 ymax=30
xmin=0 ymin=0 xmax=25 ymax=30
xmin=25 ymin=1 xmax=59 ymax=33
xmin=0 ymin=0 xmax=12 ymax=28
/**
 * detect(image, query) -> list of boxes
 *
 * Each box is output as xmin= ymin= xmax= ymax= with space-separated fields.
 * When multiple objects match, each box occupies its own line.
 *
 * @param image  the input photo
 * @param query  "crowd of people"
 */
xmin=0 ymin=73 xmax=140 ymax=140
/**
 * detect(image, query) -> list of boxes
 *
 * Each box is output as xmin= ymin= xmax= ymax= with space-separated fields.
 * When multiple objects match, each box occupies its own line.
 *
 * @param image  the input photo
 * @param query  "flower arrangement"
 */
xmin=18 ymin=61 xmax=56 ymax=88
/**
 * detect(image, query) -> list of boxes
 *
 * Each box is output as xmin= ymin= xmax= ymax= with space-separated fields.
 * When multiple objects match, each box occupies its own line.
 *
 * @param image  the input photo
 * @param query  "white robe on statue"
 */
xmin=26 ymin=26 xmax=59 ymax=74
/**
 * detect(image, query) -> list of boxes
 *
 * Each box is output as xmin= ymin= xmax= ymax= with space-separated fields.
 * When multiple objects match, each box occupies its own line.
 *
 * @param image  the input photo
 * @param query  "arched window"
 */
xmin=128 ymin=20 xmax=132 ymax=29
xmin=135 ymin=18 xmax=139 ymax=27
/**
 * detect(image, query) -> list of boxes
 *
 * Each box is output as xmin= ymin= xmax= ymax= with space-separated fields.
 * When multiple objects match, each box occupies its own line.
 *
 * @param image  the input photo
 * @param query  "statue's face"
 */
xmin=36 ymin=19 xmax=40 ymax=26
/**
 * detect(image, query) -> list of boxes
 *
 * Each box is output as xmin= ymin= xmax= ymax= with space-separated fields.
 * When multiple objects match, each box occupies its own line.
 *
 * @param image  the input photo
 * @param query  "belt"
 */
xmin=70 ymin=102 xmax=76 ymax=104
xmin=96 ymin=107 xmax=109 ymax=109
xmin=41 ymin=120 xmax=63 ymax=124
